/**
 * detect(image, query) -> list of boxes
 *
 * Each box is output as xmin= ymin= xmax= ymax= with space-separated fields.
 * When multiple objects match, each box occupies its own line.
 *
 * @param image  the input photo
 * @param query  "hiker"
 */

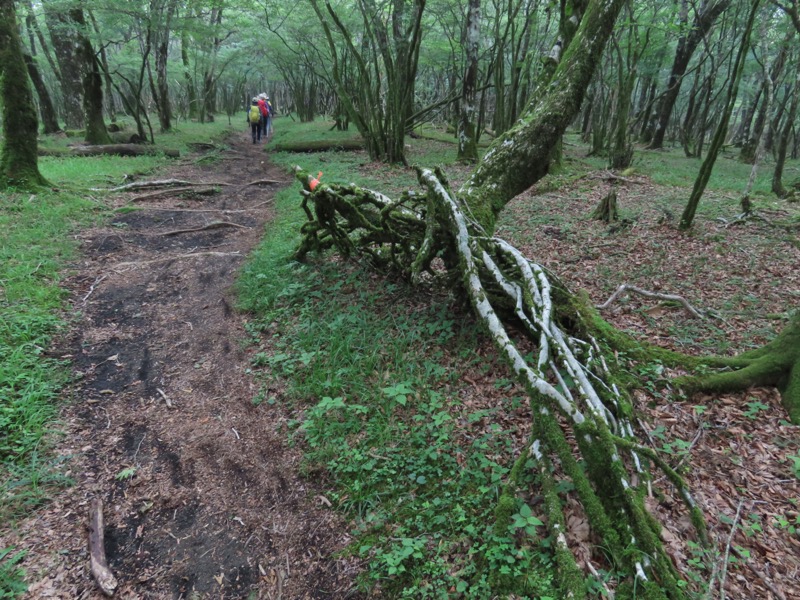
xmin=265 ymin=95 xmax=274 ymax=138
xmin=258 ymin=93 xmax=271 ymax=142
xmin=247 ymin=97 xmax=261 ymax=143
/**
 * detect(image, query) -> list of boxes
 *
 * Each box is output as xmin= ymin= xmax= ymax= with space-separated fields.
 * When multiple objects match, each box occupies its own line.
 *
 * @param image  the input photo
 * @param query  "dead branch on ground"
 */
xmin=88 ymin=499 xmax=117 ymax=596
xmin=597 ymin=284 xmax=707 ymax=319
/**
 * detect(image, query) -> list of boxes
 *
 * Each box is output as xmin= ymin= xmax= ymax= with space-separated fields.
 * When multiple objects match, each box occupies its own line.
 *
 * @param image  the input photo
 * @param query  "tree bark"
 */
xmin=0 ymin=0 xmax=47 ymax=188
xmin=44 ymin=7 xmax=84 ymax=129
xmin=680 ymin=0 xmax=760 ymax=230
xmin=773 ymin=61 xmax=800 ymax=197
xmin=23 ymin=53 xmax=61 ymax=134
xmin=71 ymin=8 xmax=111 ymax=146
xmin=457 ymin=0 xmax=480 ymax=164
xmin=647 ymin=0 xmax=731 ymax=150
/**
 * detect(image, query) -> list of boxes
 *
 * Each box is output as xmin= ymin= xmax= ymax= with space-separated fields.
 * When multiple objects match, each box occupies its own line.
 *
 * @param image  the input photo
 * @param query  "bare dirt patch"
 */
xmin=5 ymin=136 xmax=361 ymax=599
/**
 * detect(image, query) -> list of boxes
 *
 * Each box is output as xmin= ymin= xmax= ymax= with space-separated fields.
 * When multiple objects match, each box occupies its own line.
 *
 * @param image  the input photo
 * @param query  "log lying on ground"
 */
xmin=271 ymin=138 xmax=365 ymax=153
xmin=40 ymin=144 xmax=179 ymax=158
xmin=72 ymin=144 xmax=179 ymax=158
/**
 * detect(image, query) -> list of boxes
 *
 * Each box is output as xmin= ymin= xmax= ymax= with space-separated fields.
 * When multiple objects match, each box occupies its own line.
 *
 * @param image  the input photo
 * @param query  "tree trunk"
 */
xmin=457 ymin=0 xmax=480 ymax=164
xmin=181 ymin=25 xmax=198 ymax=120
xmin=647 ymin=0 xmax=731 ymax=150
xmin=44 ymin=7 xmax=84 ymax=129
xmin=23 ymin=53 xmax=61 ymax=134
xmin=773 ymin=62 xmax=800 ymax=197
xmin=87 ymin=10 xmax=116 ymax=123
xmin=0 ymin=0 xmax=47 ymax=188
xmin=680 ymin=0 xmax=760 ymax=230
xmin=70 ymin=9 xmax=110 ymax=146
xmin=151 ymin=0 xmax=177 ymax=131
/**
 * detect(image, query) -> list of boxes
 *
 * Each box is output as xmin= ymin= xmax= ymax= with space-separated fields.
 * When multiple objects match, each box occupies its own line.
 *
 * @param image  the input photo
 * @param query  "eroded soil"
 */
xmin=5 ymin=136 xmax=360 ymax=599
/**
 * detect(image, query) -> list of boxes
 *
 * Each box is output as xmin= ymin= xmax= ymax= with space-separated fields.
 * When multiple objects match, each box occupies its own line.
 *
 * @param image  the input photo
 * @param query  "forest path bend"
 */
xmin=5 ymin=134 xmax=360 ymax=599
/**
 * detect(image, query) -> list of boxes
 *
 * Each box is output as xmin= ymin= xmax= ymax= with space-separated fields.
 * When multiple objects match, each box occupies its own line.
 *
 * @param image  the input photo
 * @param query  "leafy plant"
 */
xmin=0 ymin=547 xmax=27 ymax=598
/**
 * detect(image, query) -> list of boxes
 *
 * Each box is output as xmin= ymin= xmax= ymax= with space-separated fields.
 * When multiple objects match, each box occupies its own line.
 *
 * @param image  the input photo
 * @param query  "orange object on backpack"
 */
xmin=309 ymin=171 xmax=323 ymax=191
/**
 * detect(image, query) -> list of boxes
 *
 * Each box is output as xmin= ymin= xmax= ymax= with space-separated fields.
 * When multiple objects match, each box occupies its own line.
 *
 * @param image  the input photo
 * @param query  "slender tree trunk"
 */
xmin=647 ymin=0 xmax=731 ymax=150
xmin=680 ymin=0 xmax=760 ymax=230
xmin=457 ymin=0 xmax=480 ymax=163
xmin=773 ymin=62 xmax=800 ymax=197
xmin=23 ymin=53 xmax=61 ymax=134
xmin=181 ymin=26 xmax=197 ymax=120
xmin=0 ymin=0 xmax=47 ymax=188
xmin=87 ymin=11 xmax=116 ymax=123
xmin=151 ymin=0 xmax=176 ymax=131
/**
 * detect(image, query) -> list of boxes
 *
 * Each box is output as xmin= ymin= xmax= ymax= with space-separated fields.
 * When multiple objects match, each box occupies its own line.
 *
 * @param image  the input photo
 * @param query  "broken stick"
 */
xmin=88 ymin=498 xmax=118 ymax=596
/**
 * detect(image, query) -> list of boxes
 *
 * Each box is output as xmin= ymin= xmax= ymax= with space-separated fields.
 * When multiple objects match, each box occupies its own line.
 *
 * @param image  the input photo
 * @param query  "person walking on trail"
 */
xmin=247 ymin=97 xmax=261 ymax=144
xmin=258 ymin=94 xmax=270 ymax=142
xmin=265 ymin=95 xmax=274 ymax=140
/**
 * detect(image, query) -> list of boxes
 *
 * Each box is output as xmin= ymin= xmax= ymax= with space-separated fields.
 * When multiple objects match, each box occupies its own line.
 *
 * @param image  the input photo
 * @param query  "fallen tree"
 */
xmin=288 ymin=0 xmax=799 ymax=597
xmin=38 ymin=144 xmax=179 ymax=158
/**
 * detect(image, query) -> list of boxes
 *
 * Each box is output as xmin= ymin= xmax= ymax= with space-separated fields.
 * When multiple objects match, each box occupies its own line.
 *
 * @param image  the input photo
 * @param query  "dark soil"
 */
xmin=8 ymin=136 xmax=361 ymax=599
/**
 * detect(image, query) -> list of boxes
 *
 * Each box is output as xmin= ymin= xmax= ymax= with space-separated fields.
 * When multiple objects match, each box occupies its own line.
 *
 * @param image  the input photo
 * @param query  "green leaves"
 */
xmin=510 ymin=503 xmax=544 ymax=536
xmin=382 ymin=381 xmax=415 ymax=406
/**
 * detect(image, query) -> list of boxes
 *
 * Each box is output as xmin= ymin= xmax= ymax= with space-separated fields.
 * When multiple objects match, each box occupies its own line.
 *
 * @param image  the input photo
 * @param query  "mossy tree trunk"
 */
xmin=457 ymin=0 xmax=480 ymax=164
xmin=23 ymin=52 xmax=61 ymax=134
xmin=44 ymin=7 xmax=84 ymax=129
xmin=0 ymin=0 xmax=48 ymax=189
xmin=459 ymin=0 xmax=629 ymax=231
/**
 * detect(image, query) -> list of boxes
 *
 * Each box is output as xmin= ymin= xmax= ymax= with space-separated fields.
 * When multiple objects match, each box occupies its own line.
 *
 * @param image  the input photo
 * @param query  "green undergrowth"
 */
xmin=0 ymin=118 xmax=235 ymax=595
xmin=239 ymin=130 xmax=561 ymax=597
xmin=239 ymin=257 xmax=558 ymax=598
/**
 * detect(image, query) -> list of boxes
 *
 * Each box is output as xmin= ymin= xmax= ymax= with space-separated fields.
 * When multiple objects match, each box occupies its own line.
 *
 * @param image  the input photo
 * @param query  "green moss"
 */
xmin=0 ymin=1 xmax=49 ymax=190
xmin=676 ymin=314 xmax=800 ymax=423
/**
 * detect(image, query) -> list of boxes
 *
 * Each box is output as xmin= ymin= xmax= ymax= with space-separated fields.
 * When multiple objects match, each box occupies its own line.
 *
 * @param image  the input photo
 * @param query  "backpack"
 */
xmin=259 ymin=99 xmax=269 ymax=117
xmin=248 ymin=105 xmax=261 ymax=124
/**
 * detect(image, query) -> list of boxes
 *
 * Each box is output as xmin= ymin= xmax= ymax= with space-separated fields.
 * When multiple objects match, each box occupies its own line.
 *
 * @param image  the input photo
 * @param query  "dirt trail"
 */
xmin=6 ymin=136 xmax=360 ymax=599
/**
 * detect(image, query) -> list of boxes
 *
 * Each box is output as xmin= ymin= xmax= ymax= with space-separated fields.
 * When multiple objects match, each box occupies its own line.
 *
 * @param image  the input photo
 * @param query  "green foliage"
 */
xmin=239 ymin=134 xmax=557 ymax=595
xmin=0 ymin=547 xmax=27 ymax=599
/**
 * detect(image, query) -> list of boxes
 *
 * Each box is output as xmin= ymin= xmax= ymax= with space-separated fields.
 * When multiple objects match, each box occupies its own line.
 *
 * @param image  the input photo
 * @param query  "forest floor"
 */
xmin=2 ymin=124 xmax=800 ymax=600
xmin=2 ymin=135 xmax=361 ymax=599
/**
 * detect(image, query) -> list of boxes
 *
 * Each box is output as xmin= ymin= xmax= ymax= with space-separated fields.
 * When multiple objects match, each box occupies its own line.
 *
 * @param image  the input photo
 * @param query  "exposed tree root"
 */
xmin=92 ymin=178 xmax=233 ymax=192
xmin=294 ymin=167 xmax=710 ymax=598
xmin=131 ymin=186 xmax=219 ymax=202
xmin=161 ymin=221 xmax=248 ymax=236
xmin=597 ymin=284 xmax=707 ymax=319
xmin=111 ymin=251 xmax=240 ymax=271
xmin=674 ymin=313 xmax=800 ymax=422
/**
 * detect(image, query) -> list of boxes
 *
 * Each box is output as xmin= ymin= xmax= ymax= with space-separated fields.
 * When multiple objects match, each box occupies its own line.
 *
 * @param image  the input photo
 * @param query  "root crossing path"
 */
xmin=7 ymin=136 xmax=361 ymax=599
